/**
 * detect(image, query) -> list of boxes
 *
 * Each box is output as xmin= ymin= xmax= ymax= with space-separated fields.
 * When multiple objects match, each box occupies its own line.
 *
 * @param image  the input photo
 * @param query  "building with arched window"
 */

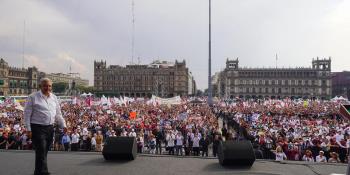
xmin=94 ymin=60 xmax=196 ymax=97
xmin=215 ymin=57 xmax=332 ymax=99
xmin=0 ymin=58 xmax=44 ymax=96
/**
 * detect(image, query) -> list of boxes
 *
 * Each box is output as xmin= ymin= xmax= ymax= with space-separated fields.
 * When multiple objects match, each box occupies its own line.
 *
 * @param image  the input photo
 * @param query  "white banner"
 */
xmin=151 ymin=95 xmax=181 ymax=105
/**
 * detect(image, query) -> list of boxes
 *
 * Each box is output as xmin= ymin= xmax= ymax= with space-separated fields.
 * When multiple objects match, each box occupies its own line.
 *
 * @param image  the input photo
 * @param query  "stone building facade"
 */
xmin=216 ymin=57 xmax=332 ymax=99
xmin=46 ymin=73 xmax=89 ymax=88
xmin=332 ymin=71 xmax=350 ymax=99
xmin=94 ymin=60 xmax=195 ymax=97
xmin=0 ymin=58 xmax=44 ymax=96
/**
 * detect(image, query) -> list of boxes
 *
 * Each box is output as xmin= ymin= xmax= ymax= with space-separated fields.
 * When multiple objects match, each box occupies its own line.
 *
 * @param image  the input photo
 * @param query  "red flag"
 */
xmin=85 ymin=97 xmax=91 ymax=106
xmin=129 ymin=111 xmax=137 ymax=120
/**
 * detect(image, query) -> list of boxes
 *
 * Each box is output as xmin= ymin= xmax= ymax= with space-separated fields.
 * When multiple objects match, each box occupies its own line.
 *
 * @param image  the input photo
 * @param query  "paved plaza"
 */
xmin=0 ymin=150 xmax=348 ymax=175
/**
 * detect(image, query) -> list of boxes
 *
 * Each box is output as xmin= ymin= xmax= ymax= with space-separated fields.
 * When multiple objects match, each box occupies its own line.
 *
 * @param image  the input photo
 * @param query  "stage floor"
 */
xmin=0 ymin=150 xmax=347 ymax=175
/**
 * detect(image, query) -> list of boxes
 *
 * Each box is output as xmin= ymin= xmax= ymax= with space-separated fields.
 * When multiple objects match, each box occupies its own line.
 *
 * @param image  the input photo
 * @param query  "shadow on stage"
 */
xmin=79 ymin=157 xmax=134 ymax=166
xmin=202 ymin=163 xmax=280 ymax=175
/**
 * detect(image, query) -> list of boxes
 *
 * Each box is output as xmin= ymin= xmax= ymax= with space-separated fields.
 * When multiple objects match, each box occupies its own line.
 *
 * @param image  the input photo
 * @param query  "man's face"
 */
xmin=41 ymin=80 xmax=52 ymax=94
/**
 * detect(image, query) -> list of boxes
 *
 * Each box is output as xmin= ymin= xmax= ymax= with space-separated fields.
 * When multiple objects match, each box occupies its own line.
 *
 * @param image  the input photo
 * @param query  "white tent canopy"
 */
xmin=331 ymin=96 xmax=348 ymax=101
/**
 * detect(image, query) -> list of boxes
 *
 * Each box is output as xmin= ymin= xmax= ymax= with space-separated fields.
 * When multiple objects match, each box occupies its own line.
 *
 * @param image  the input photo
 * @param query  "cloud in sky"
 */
xmin=0 ymin=0 xmax=349 ymax=90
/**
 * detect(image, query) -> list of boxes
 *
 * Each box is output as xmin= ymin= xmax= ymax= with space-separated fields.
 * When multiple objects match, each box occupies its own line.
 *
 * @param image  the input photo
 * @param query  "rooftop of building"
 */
xmin=96 ymin=59 xmax=186 ymax=69
xmin=47 ymin=72 xmax=88 ymax=80
xmin=225 ymin=57 xmax=331 ymax=71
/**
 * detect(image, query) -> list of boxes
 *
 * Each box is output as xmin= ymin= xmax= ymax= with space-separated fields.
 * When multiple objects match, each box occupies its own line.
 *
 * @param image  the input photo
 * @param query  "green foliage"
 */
xmin=52 ymin=82 xmax=68 ymax=93
xmin=76 ymin=86 xmax=94 ymax=93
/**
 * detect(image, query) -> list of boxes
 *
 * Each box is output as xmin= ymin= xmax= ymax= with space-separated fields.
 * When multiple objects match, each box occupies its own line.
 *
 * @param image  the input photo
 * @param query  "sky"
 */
xmin=0 ymin=0 xmax=349 ymax=90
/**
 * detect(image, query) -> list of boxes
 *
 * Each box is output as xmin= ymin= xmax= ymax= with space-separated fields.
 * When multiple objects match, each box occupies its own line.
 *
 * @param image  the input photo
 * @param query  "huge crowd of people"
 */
xmin=213 ymin=98 xmax=348 ymax=163
xmin=0 ymin=96 xmax=349 ymax=164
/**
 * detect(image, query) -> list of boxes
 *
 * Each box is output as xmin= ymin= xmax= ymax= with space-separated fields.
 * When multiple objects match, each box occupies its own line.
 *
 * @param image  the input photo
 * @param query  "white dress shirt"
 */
xmin=176 ymin=135 xmax=183 ymax=146
xmin=166 ymin=133 xmax=175 ymax=147
xmin=91 ymin=137 xmax=96 ymax=146
xmin=316 ymin=155 xmax=327 ymax=162
xmin=71 ymin=133 xmax=80 ymax=143
xmin=24 ymin=91 xmax=66 ymax=131
xmin=129 ymin=131 xmax=137 ymax=137
xmin=192 ymin=136 xmax=200 ymax=147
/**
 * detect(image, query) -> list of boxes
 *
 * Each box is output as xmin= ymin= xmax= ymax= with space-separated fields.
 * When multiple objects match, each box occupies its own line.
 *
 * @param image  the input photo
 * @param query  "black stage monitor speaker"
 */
xmin=218 ymin=140 xmax=256 ymax=167
xmin=102 ymin=137 xmax=137 ymax=160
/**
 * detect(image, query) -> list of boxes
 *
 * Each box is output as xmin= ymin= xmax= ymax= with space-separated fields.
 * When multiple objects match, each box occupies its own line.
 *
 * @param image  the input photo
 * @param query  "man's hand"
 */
xmin=27 ymin=131 xmax=32 ymax=139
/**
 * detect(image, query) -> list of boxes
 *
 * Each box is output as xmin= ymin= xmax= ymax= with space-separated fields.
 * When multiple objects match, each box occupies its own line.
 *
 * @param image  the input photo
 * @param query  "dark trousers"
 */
xmin=71 ymin=143 xmax=79 ymax=151
xmin=193 ymin=147 xmax=200 ymax=156
xmin=63 ymin=143 xmax=70 ymax=151
xmin=213 ymin=146 xmax=218 ymax=157
xmin=175 ymin=145 xmax=183 ymax=156
xmin=201 ymin=147 xmax=208 ymax=157
xmin=31 ymin=124 xmax=54 ymax=175
xmin=184 ymin=146 xmax=190 ymax=156
xmin=137 ymin=145 xmax=143 ymax=153
xmin=168 ymin=146 xmax=174 ymax=155
xmin=156 ymin=142 xmax=162 ymax=154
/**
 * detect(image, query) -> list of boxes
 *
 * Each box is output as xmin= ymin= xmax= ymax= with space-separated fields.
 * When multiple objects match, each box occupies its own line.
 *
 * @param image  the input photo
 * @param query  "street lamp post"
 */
xmin=208 ymin=0 xmax=213 ymax=106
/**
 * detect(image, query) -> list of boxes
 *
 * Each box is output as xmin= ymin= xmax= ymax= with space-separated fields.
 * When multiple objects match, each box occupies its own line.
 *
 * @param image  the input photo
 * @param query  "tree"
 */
xmin=196 ymin=90 xmax=204 ymax=97
xmin=76 ymin=85 xmax=94 ymax=93
xmin=52 ymin=82 xmax=68 ymax=93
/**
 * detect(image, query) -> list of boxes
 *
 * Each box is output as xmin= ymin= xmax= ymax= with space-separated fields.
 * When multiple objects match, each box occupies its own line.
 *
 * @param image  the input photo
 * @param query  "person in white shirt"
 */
xmin=335 ymin=131 xmax=344 ymax=143
xmin=137 ymin=133 xmax=144 ymax=153
xmin=175 ymin=132 xmax=183 ymax=156
xmin=110 ymin=130 xmax=117 ymax=137
xmin=24 ymin=78 xmax=66 ymax=175
xmin=71 ymin=130 xmax=80 ymax=151
xmin=13 ymin=123 xmax=20 ymax=133
xmin=316 ymin=151 xmax=327 ymax=163
xmin=302 ymin=150 xmax=315 ymax=162
xmin=166 ymin=131 xmax=175 ymax=155
xmin=274 ymin=146 xmax=287 ymax=161
xmin=20 ymin=133 xmax=28 ymax=150
xmin=129 ymin=129 xmax=137 ymax=137
xmin=192 ymin=133 xmax=201 ymax=156
xmin=149 ymin=135 xmax=156 ymax=154
xmin=121 ymin=129 xmax=128 ymax=137
xmin=91 ymin=133 xmax=97 ymax=151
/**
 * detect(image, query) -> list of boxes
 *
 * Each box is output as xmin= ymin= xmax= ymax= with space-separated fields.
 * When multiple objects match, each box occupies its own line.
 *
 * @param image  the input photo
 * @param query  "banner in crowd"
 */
xmin=151 ymin=95 xmax=181 ymax=105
